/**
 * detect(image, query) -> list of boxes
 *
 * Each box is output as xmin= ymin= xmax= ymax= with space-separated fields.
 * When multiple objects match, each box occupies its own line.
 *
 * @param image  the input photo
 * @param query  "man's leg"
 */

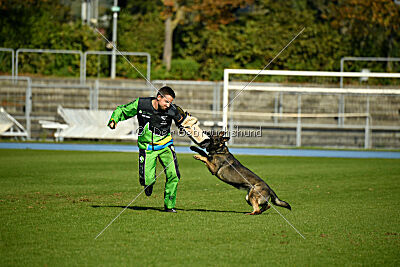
xmin=139 ymin=149 xmax=157 ymax=196
xmin=158 ymin=145 xmax=180 ymax=210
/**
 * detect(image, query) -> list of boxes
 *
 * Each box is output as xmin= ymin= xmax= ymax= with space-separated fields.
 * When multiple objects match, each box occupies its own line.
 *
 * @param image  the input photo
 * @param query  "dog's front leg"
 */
xmin=193 ymin=155 xmax=219 ymax=175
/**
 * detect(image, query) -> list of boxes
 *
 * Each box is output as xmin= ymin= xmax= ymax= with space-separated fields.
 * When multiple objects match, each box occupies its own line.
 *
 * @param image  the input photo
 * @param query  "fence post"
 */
xmin=25 ymin=77 xmax=32 ymax=140
xmin=79 ymin=51 xmax=84 ymax=84
xmin=364 ymin=96 xmax=371 ymax=149
xmin=146 ymin=53 xmax=151 ymax=88
xmin=12 ymin=49 xmax=14 ymax=78
xmin=94 ymin=79 xmax=99 ymax=110
xmin=339 ymin=58 xmax=346 ymax=126
xmin=296 ymin=94 xmax=302 ymax=147
xmin=274 ymin=93 xmax=278 ymax=125
xmin=229 ymin=102 xmax=234 ymax=146
xmin=338 ymin=95 xmax=345 ymax=126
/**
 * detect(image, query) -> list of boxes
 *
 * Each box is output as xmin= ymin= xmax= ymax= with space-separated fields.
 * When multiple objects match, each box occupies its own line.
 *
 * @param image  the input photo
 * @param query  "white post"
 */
xmin=94 ymin=79 xmax=99 ymax=110
xmin=296 ymin=94 xmax=301 ymax=147
xmin=81 ymin=1 xmax=87 ymax=24
xmin=222 ymin=69 xmax=229 ymax=131
xmin=365 ymin=96 xmax=371 ymax=149
xmin=111 ymin=0 xmax=118 ymax=79
xmin=274 ymin=93 xmax=278 ymax=125
xmin=25 ymin=78 xmax=32 ymax=140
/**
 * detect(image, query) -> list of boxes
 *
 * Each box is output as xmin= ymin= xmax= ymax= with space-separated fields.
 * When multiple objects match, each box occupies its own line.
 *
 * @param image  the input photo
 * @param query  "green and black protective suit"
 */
xmin=108 ymin=97 xmax=185 ymax=209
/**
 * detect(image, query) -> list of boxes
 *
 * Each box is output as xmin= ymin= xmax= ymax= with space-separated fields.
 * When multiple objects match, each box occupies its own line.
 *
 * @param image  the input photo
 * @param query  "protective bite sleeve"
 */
xmin=180 ymin=113 xmax=210 ymax=148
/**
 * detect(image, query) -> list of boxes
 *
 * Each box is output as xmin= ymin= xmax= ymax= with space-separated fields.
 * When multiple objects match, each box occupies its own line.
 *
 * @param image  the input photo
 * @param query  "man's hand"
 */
xmin=108 ymin=120 xmax=116 ymax=129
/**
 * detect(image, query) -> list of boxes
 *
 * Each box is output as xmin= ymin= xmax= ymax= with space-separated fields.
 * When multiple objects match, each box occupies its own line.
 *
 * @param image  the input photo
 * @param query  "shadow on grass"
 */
xmin=91 ymin=205 xmax=246 ymax=214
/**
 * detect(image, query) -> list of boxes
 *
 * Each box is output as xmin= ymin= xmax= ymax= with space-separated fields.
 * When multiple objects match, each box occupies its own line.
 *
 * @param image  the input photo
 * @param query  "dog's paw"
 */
xmin=246 ymin=211 xmax=261 ymax=215
xmin=193 ymin=155 xmax=203 ymax=161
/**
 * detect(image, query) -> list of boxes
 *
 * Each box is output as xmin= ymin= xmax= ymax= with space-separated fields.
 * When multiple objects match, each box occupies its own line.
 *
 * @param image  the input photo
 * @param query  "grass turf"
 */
xmin=0 ymin=149 xmax=399 ymax=266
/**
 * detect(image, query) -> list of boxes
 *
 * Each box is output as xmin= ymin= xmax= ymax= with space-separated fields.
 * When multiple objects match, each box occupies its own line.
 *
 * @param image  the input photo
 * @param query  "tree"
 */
xmin=329 ymin=0 xmax=400 ymax=70
xmin=161 ymin=0 xmax=185 ymax=71
xmin=161 ymin=0 xmax=253 ymax=71
xmin=176 ymin=0 xmax=347 ymax=80
xmin=0 ymin=0 xmax=102 ymax=77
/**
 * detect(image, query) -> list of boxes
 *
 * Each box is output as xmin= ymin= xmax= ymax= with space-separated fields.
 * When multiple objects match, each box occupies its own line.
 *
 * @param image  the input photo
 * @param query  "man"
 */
xmin=108 ymin=86 xmax=208 ymax=213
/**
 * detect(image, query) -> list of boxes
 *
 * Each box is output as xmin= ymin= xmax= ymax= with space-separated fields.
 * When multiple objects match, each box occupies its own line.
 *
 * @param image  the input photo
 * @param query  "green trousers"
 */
xmin=139 ymin=145 xmax=180 ymax=209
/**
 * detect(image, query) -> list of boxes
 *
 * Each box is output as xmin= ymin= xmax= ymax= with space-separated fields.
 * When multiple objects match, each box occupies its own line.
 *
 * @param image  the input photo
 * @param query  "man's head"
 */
xmin=156 ymin=86 xmax=175 ymax=111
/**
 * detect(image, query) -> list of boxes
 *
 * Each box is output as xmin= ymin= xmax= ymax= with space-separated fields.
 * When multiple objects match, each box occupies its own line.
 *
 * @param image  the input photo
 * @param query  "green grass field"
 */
xmin=1 ymin=149 xmax=399 ymax=266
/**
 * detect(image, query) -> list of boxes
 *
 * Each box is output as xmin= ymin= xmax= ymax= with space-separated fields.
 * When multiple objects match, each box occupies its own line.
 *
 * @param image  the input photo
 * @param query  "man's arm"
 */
xmin=108 ymin=98 xmax=139 ymax=129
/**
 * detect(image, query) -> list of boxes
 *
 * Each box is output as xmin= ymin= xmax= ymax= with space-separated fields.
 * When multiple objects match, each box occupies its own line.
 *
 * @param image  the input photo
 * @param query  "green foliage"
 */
xmin=16 ymin=22 xmax=103 ymax=77
xmin=170 ymin=58 xmax=200 ymax=80
xmin=0 ymin=0 xmax=398 ymax=80
xmin=173 ymin=0 xmax=349 ymax=80
xmin=117 ymin=11 xmax=164 ymax=66
xmin=150 ymin=58 xmax=200 ymax=80
xmin=0 ymin=52 xmax=13 ymax=74
xmin=0 ymin=0 xmax=102 ymax=77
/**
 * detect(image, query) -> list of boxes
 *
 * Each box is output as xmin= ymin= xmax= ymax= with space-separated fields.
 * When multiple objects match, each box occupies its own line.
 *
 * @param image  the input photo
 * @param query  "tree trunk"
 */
xmin=163 ymin=16 xmax=173 ymax=71
xmin=162 ymin=5 xmax=184 ymax=71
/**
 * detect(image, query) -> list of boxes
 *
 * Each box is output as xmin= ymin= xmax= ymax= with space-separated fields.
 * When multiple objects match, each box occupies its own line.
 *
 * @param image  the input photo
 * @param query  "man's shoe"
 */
xmin=144 ymin=184 xmax=153 ymax=196
xmin=164 ymin=208 xmax=177 ymax=213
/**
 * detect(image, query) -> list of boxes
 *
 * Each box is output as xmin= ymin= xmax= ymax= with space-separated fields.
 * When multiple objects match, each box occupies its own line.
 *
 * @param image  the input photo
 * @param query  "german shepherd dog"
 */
xmin=191 ymin=132 xmax=291 ymax=215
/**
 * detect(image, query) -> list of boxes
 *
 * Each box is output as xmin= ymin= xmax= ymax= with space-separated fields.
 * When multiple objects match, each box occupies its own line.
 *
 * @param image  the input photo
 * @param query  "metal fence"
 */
xmin=82 ymin=51 xmax=151 ymax=84
xmin=2 ymin=48 xmax=150 ymax=84
xmin=1 ymin=76 xmax=400 ymax=148
xmin=0 ymin=76 xmax=31 ymax=139
xmin=1 ymin=67 xmax=400 ymax=148
xmin=338 ymin=57 xmax=400 ymax=126
xmin=222 ymin=69 xmax=400 ymax=149
xmin=16 ymin=48 xmax=84 ymax=83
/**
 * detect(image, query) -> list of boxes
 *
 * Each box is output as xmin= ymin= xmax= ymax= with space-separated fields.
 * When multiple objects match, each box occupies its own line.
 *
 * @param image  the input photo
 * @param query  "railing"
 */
xmin=190 ymin=109 xmax=372 ymax=149
xmin=13 ymin=48 xmax=150 ymax=84
xmin=1 ymin=76 xmax=399 ymax=148
xmin=0 ymin=76 xmax=32 ymax=139
xmin=223 ymin=69 xmax=400 ymax=132
xmin=16 ymin=48 xmax=84 ymax=83
xmin=82 ymin=51 xmax=151 ymax=84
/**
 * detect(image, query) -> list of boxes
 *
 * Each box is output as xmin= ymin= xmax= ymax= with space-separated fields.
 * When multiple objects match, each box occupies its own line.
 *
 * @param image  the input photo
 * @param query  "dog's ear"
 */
xmin=222 ymin=136 xmax=230 ymax=143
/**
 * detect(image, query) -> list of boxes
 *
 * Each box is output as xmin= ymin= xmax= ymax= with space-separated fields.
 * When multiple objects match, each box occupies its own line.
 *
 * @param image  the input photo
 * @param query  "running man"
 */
xmin=108 ymin=86 xmax=208 ymax=213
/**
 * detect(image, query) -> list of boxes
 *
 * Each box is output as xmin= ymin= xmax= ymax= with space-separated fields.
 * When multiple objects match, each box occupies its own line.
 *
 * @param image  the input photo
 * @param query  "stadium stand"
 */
xmin=0 ymin=107 xmax=28 ymax=139
xmin=40 ymin=106 xmax=138 ymax=141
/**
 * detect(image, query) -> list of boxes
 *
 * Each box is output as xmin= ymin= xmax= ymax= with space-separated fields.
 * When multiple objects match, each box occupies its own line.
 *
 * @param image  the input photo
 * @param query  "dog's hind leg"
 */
xmin=260 ymin=203 xmax=271 ymax=214
xmin=259 ymin=195 xmax=271 ymax=214
xmin=246 ymin=191 xmax=261 ymax=215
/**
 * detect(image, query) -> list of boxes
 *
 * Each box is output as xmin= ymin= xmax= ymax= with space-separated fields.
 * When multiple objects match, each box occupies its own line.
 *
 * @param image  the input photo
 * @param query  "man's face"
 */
xmin=157 ymin=94 xmax=174 ymax=111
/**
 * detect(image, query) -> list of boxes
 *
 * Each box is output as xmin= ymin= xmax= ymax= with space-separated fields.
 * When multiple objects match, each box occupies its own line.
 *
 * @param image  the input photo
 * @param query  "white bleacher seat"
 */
xmin=38 ymin=120 xmax=69 ymax=142
xmin=43 ymin=106 xmax=138 ymax=141
xmin=0 ymin=107 xmax=28 ymax=139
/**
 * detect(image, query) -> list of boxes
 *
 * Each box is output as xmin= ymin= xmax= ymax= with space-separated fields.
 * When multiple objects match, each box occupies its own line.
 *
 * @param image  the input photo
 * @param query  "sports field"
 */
xmin=1 ymin=149 xmax=399 ymax=266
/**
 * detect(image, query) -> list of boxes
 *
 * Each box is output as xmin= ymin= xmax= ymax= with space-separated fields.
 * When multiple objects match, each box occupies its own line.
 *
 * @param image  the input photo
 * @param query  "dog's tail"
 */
xmin=190 ymin=146 xmax=209 ymax=158
xmin=269 ymin=189 xmax=291 ymax=211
